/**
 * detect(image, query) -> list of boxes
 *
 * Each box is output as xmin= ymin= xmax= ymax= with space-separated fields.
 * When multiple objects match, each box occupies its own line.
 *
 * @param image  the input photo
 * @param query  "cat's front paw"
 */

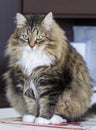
xmin=49 ymin=115 xmax=67 ymax=124
xmin=23 ymin=115 xmax=36 ymax=123
xmin=35 ymin=117 xmax=50 ymax=125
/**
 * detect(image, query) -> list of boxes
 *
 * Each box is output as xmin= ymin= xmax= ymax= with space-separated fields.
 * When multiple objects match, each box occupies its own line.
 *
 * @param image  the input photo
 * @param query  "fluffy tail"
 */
xmin=84 ymin=88 xmax=96 ymax=119
xmin=85 ymin=103 xmax=96 ymax=119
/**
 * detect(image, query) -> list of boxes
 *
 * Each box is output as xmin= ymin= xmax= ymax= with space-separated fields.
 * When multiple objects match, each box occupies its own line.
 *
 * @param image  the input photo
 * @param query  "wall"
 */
xmin=0 ymin=0 xmax=21 ymax=107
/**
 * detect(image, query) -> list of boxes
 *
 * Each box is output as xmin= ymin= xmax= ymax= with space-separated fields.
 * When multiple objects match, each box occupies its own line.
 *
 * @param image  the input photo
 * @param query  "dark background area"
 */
xmin=0 ymin=0 xmax=21 ymax=107
xmin=0 ymin=0 xmax=96 ymax=107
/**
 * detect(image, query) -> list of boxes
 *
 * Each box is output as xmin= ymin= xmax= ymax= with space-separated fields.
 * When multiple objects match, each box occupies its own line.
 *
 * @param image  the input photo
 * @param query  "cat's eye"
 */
xmin=36 ymin=35 xmax=43 ymax=40
xmin=21 ymin=34 xmax=29 ymax=41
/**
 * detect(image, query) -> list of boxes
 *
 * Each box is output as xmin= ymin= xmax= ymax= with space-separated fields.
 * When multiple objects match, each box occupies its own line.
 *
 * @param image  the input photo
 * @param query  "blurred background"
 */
xmin=0 ymin=0 xmax=96 ymax=107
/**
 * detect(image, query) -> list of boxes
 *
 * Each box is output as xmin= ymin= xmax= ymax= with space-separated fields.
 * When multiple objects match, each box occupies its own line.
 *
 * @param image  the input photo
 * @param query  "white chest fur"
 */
xmin=17 ymin=46 xmax=54 ymax=76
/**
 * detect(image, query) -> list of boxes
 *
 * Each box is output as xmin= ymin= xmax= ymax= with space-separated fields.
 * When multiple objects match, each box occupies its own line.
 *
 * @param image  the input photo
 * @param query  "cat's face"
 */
xmin=14 ymin=12 xmax=54 ymax=51
xmin=7 ymin=12 xmax=67 ymax=69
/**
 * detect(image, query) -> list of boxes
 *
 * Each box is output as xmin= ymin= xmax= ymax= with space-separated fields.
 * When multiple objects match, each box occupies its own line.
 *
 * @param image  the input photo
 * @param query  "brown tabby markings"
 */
xmin=4 ymin=12 xmax=93 ymax=122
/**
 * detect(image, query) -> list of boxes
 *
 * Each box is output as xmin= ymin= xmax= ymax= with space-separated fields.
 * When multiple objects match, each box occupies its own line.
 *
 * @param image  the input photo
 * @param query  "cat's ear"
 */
xmin=42 ymin=12 xmax=54 ymax=30
xmin=15 ymin=13 xmax=27 ymax=28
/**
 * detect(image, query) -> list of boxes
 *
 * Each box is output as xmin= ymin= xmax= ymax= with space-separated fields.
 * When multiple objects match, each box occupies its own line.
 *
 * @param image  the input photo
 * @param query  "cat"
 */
xmin=4 ymin=12 xmax=95 ymax=124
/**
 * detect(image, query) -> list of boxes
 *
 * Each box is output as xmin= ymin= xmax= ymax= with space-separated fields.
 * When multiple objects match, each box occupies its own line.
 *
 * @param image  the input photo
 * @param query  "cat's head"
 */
xmin=14 ymin=12 xmax=55 ymax=50
xmin=7 ymin=12 xmax=67 ymax=62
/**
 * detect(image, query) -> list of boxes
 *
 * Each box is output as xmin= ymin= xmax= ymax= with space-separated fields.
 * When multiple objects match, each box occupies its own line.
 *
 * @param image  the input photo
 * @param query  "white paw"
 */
xmin=35 ymin=117 xmax=50 ymax=125
xmin=23 ymin=115 xmax=36 ymax=123
xmin=49 ymin=115 xmax=67 ymax=124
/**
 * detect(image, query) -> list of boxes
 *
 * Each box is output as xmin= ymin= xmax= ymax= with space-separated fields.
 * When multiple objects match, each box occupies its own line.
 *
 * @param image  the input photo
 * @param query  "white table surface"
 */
xmin=0 ymin=108 xmax=20 ymax=119
xmin=0 ymin=108 xmax=96 ymax=130
xmin=0 ymin=108 xmax=57 ymax=130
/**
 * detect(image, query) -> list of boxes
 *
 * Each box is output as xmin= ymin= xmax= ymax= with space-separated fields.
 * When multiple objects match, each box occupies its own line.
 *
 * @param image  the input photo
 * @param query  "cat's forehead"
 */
xmin=26 ymin=15 xmax=45 ymax=28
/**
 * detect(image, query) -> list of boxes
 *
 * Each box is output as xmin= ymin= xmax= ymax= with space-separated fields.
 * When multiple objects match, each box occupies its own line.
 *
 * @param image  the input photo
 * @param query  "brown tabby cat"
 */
xmin=4 ymin=12 xmax=93 ymax=124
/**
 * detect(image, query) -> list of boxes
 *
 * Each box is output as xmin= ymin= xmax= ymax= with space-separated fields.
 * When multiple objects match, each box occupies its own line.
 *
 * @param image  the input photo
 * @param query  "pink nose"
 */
xmin=29 ymin=41 xmax=35 ymax=48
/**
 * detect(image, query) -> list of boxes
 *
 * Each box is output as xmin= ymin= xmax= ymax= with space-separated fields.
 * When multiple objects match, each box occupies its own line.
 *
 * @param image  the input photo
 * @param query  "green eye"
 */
xmin=36 ymin=35 xmax=43 ymax=40
xmin=22 ymin=34 xmax=29 ymax=40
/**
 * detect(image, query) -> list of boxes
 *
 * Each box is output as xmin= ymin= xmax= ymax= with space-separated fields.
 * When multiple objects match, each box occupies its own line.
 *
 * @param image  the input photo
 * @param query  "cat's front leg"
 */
xmin=35 ymin=87 xmax=58 ymax=125
xmin=23 ymin=95 xmax=38 ymax=123
xmin=23 ymin=81 xmax=38 ymax=123
xmin=35 ymin=95 xmax=52 ymax=124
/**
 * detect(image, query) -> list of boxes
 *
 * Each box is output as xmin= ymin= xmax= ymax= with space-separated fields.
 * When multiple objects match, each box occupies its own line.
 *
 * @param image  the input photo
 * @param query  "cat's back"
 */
xmin=63 ymin=44 xmax=92 ymax=88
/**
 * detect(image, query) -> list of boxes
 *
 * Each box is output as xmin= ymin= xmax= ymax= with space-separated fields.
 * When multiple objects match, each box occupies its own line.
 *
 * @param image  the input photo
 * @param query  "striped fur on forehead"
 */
xmin=25 ymin=15 xmax=45 ymax=28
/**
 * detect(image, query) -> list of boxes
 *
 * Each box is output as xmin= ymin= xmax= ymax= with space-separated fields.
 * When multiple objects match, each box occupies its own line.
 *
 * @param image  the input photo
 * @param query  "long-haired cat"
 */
xmin=4 ymin=12 xmax=95 ymax=124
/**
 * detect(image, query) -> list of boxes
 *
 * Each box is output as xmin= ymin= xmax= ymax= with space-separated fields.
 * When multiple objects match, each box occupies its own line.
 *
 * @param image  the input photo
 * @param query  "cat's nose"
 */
xmin=29 ymin=41 xmax=35 ymax=48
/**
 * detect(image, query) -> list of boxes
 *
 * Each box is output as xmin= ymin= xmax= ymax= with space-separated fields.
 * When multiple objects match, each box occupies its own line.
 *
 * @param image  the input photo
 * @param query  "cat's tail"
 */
xmin=83 ymin=88 xmax=96 ymax=119
xmin=85 ymin=103 xmax=96 ymax=119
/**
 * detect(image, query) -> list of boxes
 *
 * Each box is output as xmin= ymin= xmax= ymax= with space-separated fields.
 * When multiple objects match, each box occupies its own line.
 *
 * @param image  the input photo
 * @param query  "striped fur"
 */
xmin=4 ymin=12 xmax=93 ymax=123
